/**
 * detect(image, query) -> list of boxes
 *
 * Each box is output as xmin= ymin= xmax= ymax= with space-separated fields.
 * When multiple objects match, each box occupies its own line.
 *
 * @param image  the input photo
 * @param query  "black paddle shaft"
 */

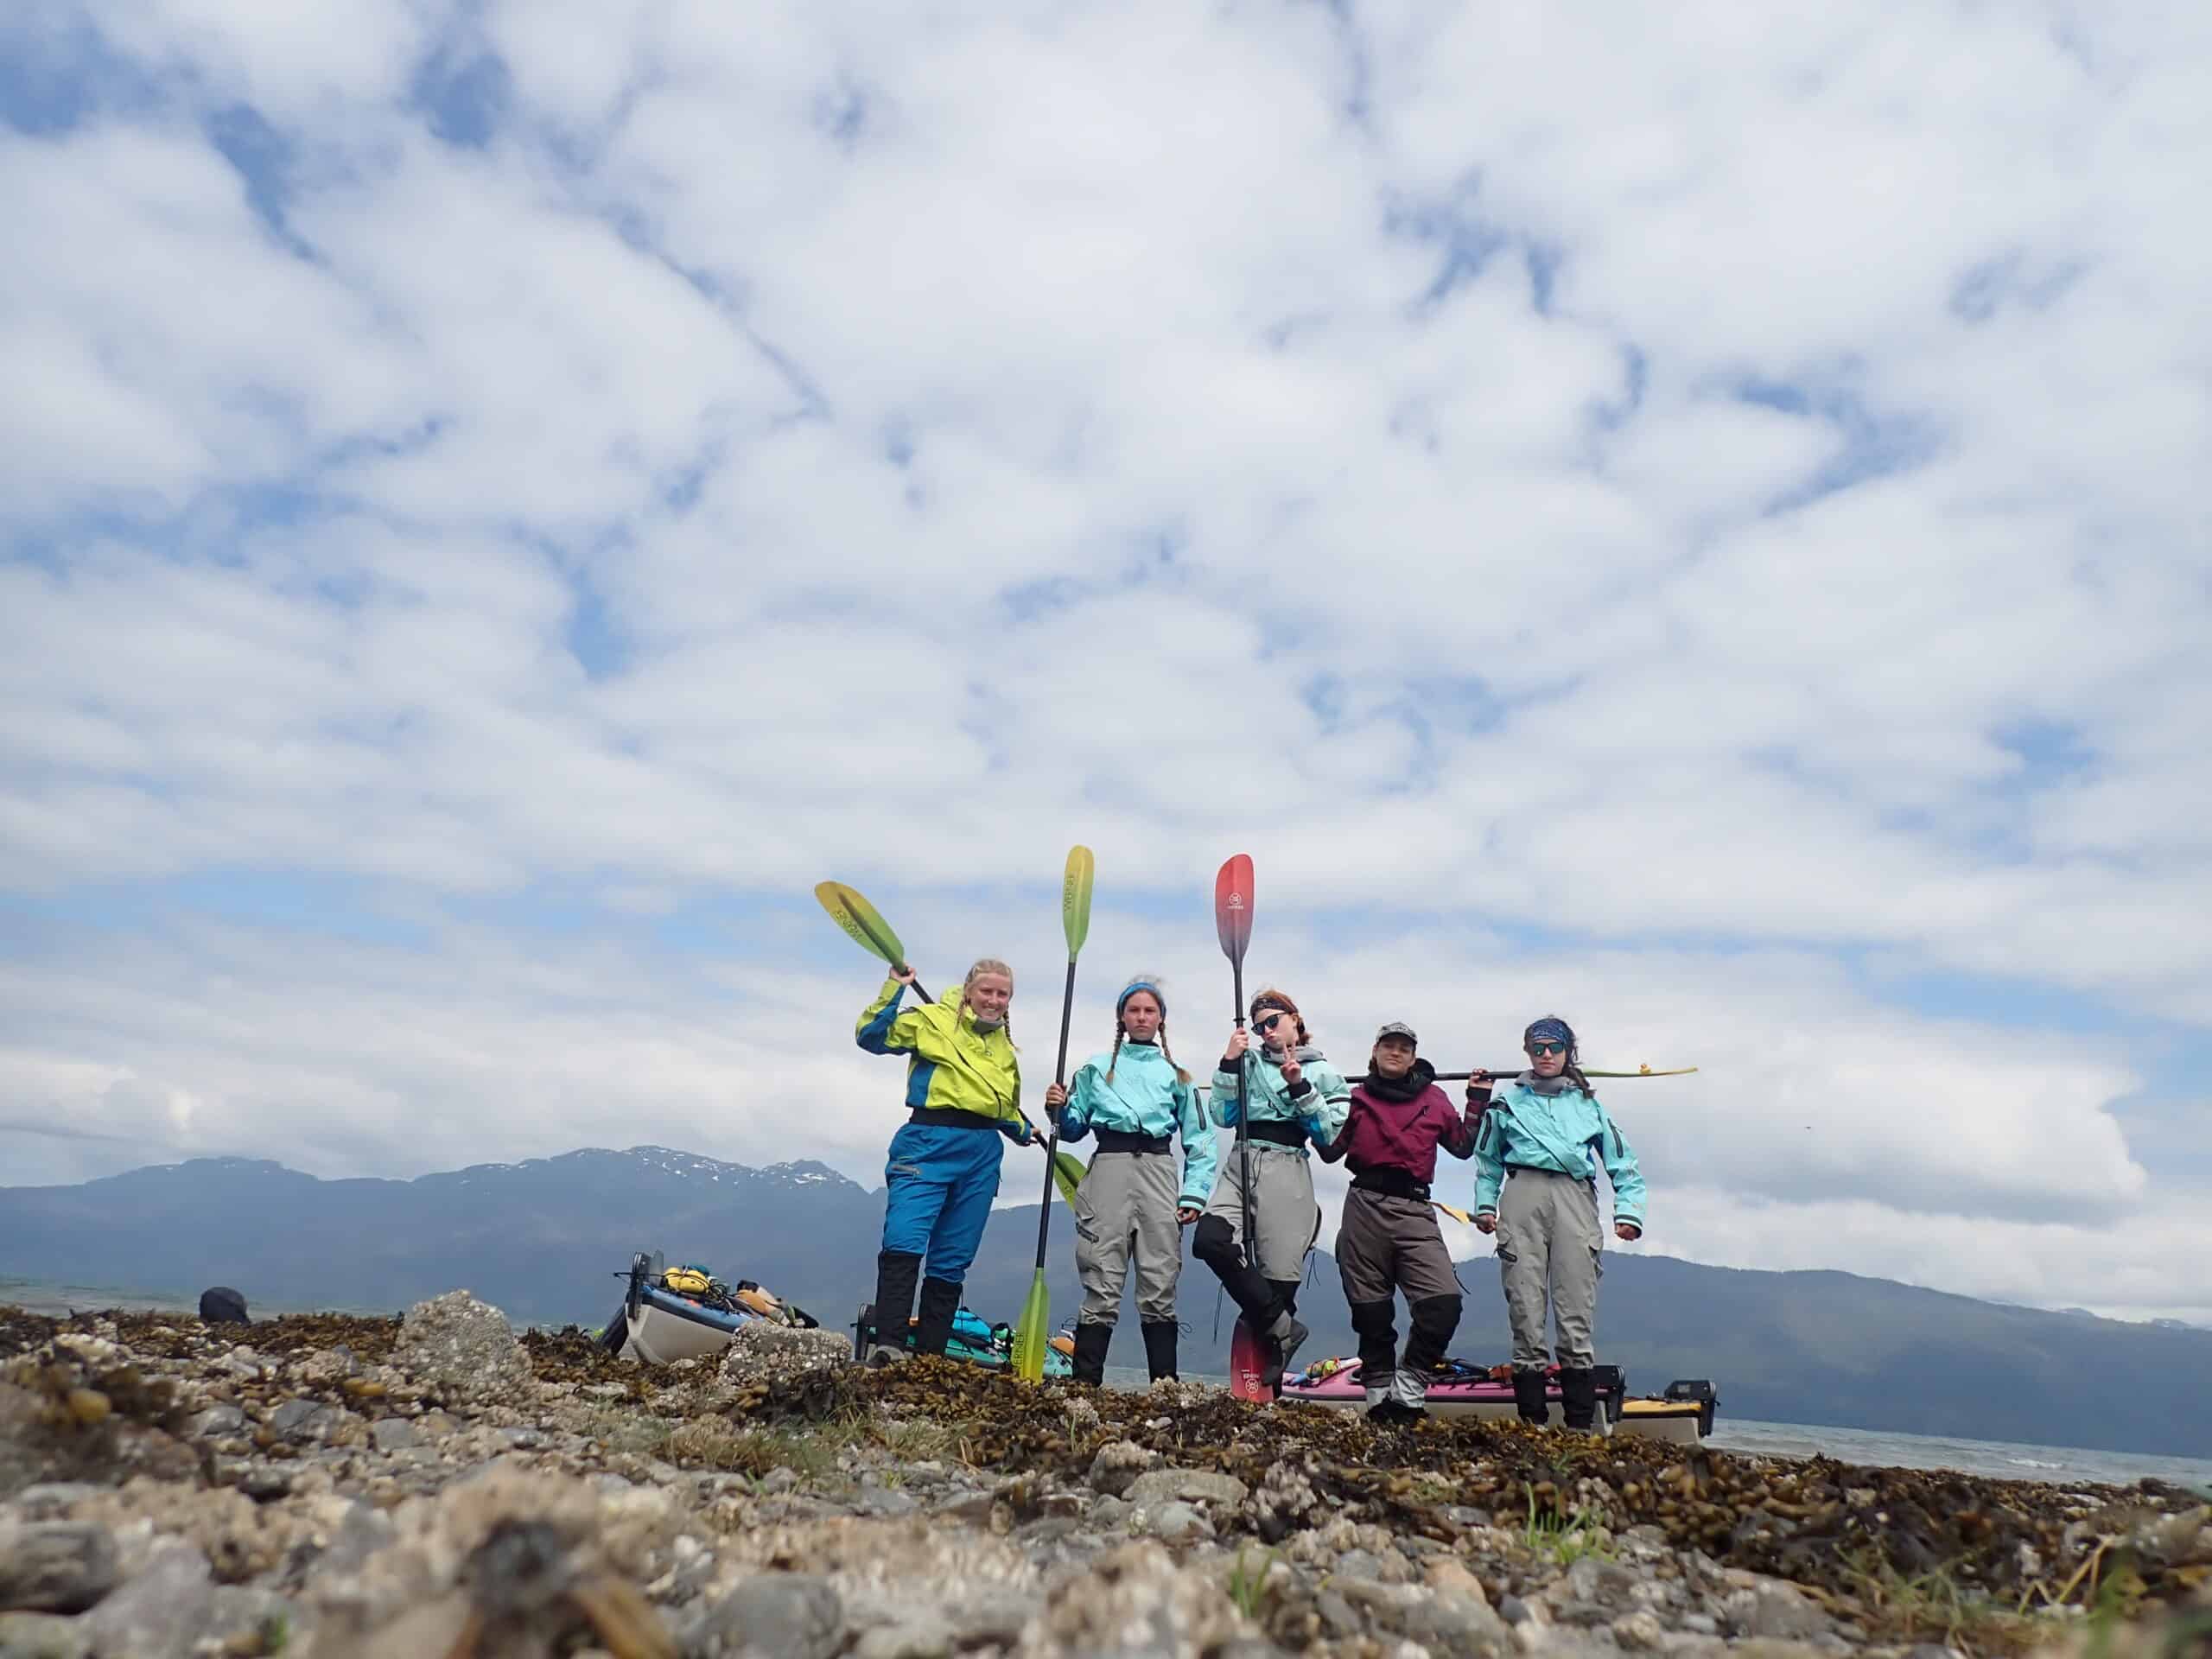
xmin=1031 ymin=957 xmax=1078 ymax=1269
xmin=1232 ymin=963 xmax=1255 ymax=1273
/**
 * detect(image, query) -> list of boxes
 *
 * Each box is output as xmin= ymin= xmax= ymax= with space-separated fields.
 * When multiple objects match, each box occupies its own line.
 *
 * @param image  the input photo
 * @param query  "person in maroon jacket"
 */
xmin=1315 ymin=1020 xmax=1481 ymax=1421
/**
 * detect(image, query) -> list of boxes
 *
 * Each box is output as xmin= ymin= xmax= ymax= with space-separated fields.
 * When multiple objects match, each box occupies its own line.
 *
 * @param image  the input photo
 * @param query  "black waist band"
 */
xmin=1351 ymin=1167 xmax=1431 ymax=1201
xmin=908 ymin=1106 xmax=996 ymax=1131
xmin=1243 ymin=1119 xmax=1306 ymax=1148
xmin=1092 ymin=1129 xmax=1173 ymax=1155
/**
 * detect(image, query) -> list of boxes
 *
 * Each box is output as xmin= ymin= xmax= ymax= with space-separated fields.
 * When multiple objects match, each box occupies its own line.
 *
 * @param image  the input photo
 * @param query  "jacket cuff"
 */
xmin=1284 ymin=1077 xmax=1313 ymax=1100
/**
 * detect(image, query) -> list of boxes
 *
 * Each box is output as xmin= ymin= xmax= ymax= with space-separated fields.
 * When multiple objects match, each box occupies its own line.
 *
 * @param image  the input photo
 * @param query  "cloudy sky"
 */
xmin=4 ymin=2 xmax=2209 ymax=1324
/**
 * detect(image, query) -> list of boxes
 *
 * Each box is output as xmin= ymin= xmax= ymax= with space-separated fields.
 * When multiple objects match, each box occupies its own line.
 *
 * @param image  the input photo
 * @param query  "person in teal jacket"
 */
xmin=1193 ymin=987 xmax=1351 ymax=1393
xmin=856 ymin=959 xmax=1035 ymax=1359
xmin=1042 ymin=976 xmax=1218 ymax=1386
xmin=1471 ymin=1014 xmax=1646 ymax=1430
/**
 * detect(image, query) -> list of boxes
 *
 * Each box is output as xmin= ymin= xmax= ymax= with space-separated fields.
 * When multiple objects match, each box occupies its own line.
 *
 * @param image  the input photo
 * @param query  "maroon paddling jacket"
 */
xmin=1316 ymin=1060 xmax=1480 ymax=1185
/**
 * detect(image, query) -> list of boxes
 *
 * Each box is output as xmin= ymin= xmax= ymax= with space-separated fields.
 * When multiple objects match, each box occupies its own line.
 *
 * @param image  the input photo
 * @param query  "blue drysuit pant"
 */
xmin=880 ymin=1122 xmax=1005 ymax=1283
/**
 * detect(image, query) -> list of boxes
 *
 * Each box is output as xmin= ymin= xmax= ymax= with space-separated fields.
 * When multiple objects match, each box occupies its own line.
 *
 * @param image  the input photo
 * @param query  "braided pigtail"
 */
xmin=1157 ymin=1020 xmax=1192 ymax=1085
xmin=1104 ymin=1027 xmax=1126 ymax=1084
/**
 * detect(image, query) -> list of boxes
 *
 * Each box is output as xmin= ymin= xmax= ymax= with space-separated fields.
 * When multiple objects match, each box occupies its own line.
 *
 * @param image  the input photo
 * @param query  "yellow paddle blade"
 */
xmin=1052 ymin=1150 xmax=1085 ymax=1206
xmin=1062 ymin=846 xmax=1095 ymax=959
xmin=813 ymin=880 xmax=908 ymax=969
xmin=1012 ymin=1268 xmax=1052 ymax=1383
xmin=1431 ymin=1200 xmax=1477 ymax=1225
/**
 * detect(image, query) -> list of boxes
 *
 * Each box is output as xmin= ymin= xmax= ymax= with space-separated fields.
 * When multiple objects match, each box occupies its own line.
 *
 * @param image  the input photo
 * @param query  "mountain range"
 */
xmin=3 ymin=1145 xmax=2204 ymax=1459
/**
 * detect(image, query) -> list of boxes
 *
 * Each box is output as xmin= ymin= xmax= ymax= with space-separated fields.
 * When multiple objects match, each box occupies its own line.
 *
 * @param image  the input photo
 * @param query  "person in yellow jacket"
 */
xmin=856 ymin=959 xmax=1034 ymax=1357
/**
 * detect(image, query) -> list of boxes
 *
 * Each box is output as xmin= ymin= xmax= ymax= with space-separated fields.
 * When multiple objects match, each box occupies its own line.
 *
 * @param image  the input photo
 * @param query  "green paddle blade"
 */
xmin=1012 ymin=1267 xmax=1051 ymax=1383
xmin=814 ymin=880 xmax=907 ymax=969
xmin=1052 ymin=1149 xmax=1085 ymax=1206
xmin=1062 ymin=845 xmax=1095 ymax=959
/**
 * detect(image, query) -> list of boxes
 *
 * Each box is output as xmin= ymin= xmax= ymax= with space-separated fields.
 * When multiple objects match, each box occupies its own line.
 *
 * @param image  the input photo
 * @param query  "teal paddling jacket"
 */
xmin=1473 ymin=1079 xmax=1647 ymax=1229
xmin=1058 ymin=1040 xmax=1219 ymax=1211
xmin=1209 ymin=1045 xmax=1351 ymax=1154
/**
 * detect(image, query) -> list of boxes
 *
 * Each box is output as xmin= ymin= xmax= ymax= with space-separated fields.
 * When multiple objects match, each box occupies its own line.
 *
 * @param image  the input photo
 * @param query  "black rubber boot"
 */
xmin=1141 ymin=1320 xmax=1179 ymax=1382
xmin=914 ymin=1277 xmax=962 ymax=1357
xmin=1558 ymin=1366 xmax=1599 ymax=1431
xmin=1349 ymin=1298 xmax=1397 ymax=1385
xmin=1512 ymin=1368 xmax=1551 ymax=1426
xmin=1402 ymin=1294 xmax=1462 ymax=1376
xmin=868 ymin=1250 xmax=922 ymax=1347
xmin=1261 ymin=1278 xmax=1308 ymax=1393
xmin=1191 ymin=1217 xmax=1278 ymax=1325
xmin=1071 ymin=1322 xmax=1113 ymax=1386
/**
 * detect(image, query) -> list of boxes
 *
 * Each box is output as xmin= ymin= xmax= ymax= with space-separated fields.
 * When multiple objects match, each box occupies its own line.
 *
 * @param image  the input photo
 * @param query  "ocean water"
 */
xmin=10 ymin=1280 xmax=2207 ymax=1492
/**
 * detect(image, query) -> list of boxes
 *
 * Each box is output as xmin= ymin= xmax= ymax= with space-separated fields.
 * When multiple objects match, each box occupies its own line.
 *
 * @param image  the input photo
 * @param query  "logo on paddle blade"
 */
xmin=1226 ymin=894 xmax=1244 ymax=911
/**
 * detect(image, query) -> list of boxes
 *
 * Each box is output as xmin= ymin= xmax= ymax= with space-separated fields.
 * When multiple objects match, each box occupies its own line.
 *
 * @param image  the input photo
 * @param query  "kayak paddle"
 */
xmin=813 ymin=880 xmax=931 ymax=1001
xmin=1014 ymin=845 xmax=1095 ymax=1383
xmin=813 ymin=877 xmax=1080 ymax=1202
xmin=1432 ymin=1200 xmax=1478 ymax=1226
xmin=1215 ymin=854 xmax=1274 ymax=1404
xmin=1348 ymin=1066 xmax=1700 ymax=1084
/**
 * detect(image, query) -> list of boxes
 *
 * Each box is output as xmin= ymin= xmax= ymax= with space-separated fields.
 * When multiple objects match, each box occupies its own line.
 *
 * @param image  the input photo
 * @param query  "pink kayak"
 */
xmin=1278 ymin=1358 xmax=1717 ymax=1443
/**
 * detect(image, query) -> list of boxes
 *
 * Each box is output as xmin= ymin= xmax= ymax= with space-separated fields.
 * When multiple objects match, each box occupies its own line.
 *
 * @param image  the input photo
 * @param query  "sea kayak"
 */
xmin=1279 ymin=1357 xmax=1719 ymax=1443
xmin=597 ymin=1252 xmax=820 ymax=1366
xmin=853 ymin=1302 xmax=1074 ymax=1378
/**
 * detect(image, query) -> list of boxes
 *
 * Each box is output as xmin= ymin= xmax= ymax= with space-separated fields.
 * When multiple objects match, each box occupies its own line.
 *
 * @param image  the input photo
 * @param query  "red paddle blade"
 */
xmin=1214 ymin=854 xmax=1254 ymax=964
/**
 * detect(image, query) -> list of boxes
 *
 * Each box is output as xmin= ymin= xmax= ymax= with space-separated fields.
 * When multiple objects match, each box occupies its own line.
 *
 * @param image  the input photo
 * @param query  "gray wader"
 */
xmin=1338 ymin=1184 xmax=1464 ymax=1415
xmin=1071 ymin=1148 xmax=1186 ymax=1382
xmin=1495 ymin=1166 xmax=1604 ymax=1371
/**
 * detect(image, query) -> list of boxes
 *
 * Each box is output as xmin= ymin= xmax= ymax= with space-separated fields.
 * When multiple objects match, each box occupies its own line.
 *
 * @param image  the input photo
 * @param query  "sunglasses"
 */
xmin=1255 ymin=1013 xmax=1287 ymax=1034
xmin=1526 ymin=1040 xmax=1568 ymax=1057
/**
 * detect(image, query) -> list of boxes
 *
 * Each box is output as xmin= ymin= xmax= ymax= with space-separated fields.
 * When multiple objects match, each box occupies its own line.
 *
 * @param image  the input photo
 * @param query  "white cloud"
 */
xmin=3 ymin=0 xmax=2209 ymax=1325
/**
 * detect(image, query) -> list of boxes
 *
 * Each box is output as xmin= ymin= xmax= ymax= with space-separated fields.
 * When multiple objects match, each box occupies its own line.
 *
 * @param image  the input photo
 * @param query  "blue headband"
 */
xmin=1117 ymin=979 xmax=1165 ymax=1016
xmin=1524 ymin=1017 xmax=1576 ymax=1050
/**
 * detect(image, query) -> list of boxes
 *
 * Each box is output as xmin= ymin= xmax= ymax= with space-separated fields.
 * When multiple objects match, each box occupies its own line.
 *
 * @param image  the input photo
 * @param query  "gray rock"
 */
xmin=855 ymin=1484 xmax=918 ymax=1517
xmin=238 ymin=1466 xmax=292 ymax=1502
xmin=1124 ymin=1468 xmax=1248 ymax=1510
xmin=690 ymin=1573 xmax=844 ymax=1659
xmin=947 ymin=1588 xmax=1033 ymax=1647
xmin=1723 ymin=1582 xmax=1831 ymax=1641
xmin=1087 ymin=1440 xmax=1159 ymax=1497
xmin=1317 ymin=1587 xmax=1363 ymax=1637
xmin=1613 ymin=1610 xmax=1667 ymax=1650
xmin=717 ymin=1322 xmax=853 ymax=1389
xmin=1680 ymin=1612 xmax=1719 ymax=1635
xmin=1563 ymin=1556 xmax=1643 ymax=1612
xmin=1090 ymin=1494 xmax=1133 ymax=1529
xmin=0 ymin=1611 xmax=92 ymax=1659
xmin=1499 ymin=1595 xmax=1533 ymax=1625
xmin=855 ymin=1619 xmax=954 ymax=1659
xmin=267 ymin=1398 xmax=334 ymax=1442
xmin=393 ymin=1290 xmax=536 ymax=1406
xmin=1405 ymin=1593 xmax=1513 ymax=1657
xmin=82 ymin=1545 xmax=214 ymax=1659
xmin=1332 ymin=1548 xmax=1385 ymax=1583
xmin=0 ymin=1522 xmax=118 ymax=1614
xmin=204 ymin=1585 xmax=302 ymax=1656
xmin=369 ymin=1417 xmax=420 ymax=1452
xmin=1147 ymin=1501 xmax=1211 ymax=1543
xmin=188 ymin=1404 xmax=248 ymax=1439
xmin=318 ymin=1502 xmax=397 ymax=1577
xmin=3 ymin=1488 xmax=99 ymax=1525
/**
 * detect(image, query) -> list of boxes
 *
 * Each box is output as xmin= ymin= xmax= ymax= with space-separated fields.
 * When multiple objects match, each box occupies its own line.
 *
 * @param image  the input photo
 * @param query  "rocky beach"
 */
xmin=2 ymin=1293 xmax=2206 ymax=1659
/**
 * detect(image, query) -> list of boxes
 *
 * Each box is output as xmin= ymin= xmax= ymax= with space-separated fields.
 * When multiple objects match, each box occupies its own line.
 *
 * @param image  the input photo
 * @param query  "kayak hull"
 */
xmin=615 ymin=1283 xmax=760 ymax=1365
xmin=1279 ymin=1361 xmax=1717 ymax=1443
